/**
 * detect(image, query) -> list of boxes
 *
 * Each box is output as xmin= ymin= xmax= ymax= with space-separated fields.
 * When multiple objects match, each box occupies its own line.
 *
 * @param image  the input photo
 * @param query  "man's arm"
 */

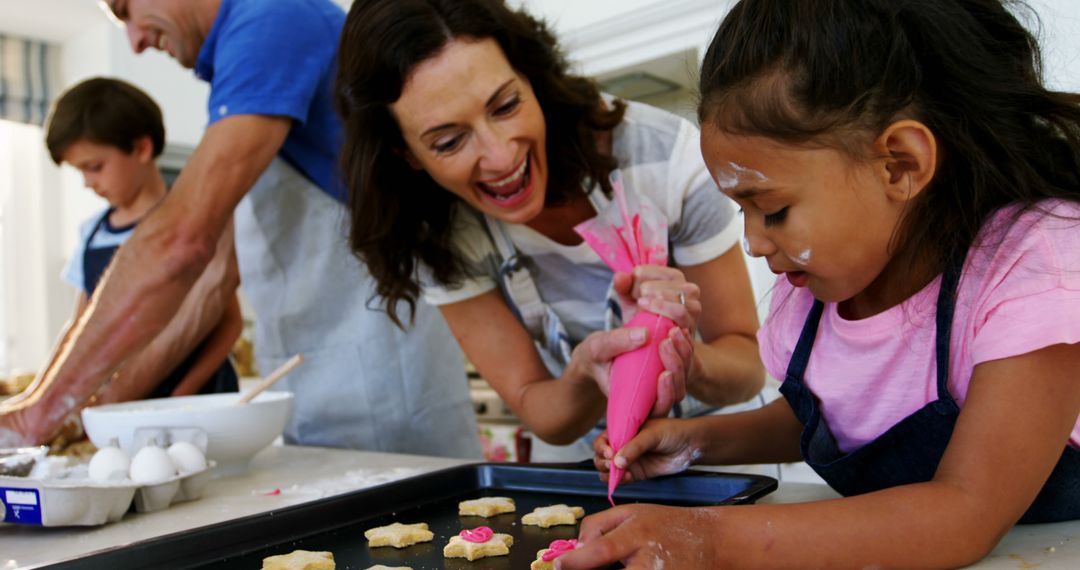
xmin=93 ymin=222 xmax=242 ymax=404
xmin=1 ymin=115 xmax=290 ymax=444
xmin=169 ymin=293 xmax=244 ymax=397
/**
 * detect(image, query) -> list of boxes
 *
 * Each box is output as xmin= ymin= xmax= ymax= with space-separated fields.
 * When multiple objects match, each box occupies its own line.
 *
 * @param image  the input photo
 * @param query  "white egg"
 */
xmin=88 ymin=447 xmax=130 ymax=482
xmin=167 ymin=441 xmax=207 ymax=474
xmin=129 ymin=445 xmax=176 ymax=484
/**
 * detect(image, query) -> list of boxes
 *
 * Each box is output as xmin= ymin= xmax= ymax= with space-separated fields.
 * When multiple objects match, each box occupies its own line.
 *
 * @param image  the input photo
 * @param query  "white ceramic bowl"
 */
xmin=81 ymin=391 xmax=293 ymax=476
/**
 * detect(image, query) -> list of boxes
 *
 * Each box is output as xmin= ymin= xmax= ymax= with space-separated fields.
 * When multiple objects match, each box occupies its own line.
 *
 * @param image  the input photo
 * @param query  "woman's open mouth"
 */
xmin=476 ymin=155 xmax=532 ymax=207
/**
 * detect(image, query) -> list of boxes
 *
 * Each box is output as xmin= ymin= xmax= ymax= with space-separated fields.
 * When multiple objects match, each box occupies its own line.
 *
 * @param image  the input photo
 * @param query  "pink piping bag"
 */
xmin=574 ymin=173 xmax=674 ymax=506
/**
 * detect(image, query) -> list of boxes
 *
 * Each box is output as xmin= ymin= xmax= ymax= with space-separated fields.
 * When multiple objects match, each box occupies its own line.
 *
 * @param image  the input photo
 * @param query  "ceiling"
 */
xmin=0 ymin=0 xmax=107 ymax=43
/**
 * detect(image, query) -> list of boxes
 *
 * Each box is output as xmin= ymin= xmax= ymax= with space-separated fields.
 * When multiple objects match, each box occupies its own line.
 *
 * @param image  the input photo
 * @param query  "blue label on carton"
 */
xmin=1 ymin=486 xmax=43 ymax=525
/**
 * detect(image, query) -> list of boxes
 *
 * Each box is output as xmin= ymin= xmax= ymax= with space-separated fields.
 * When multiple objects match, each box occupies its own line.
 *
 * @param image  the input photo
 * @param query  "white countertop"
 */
xmin=2 ymin=445 xmax=1077 ymax=569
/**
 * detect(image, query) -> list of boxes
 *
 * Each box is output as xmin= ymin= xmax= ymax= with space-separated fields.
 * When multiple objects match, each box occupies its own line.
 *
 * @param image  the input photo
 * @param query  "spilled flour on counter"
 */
xmin=253 ymin=467 xmax=425 ymax=499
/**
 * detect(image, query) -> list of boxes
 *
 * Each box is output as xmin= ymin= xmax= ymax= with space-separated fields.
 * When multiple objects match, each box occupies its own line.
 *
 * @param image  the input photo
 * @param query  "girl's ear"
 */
xmin=132 ymin=135 xmax=155 ymax=164
xmin=875 ymin=120 xmax=937 ymax=203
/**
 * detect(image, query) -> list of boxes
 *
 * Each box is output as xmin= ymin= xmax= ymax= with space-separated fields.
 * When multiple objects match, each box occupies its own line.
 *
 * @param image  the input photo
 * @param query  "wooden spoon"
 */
xmin=236 ymin=354 xmax=304 ymax=405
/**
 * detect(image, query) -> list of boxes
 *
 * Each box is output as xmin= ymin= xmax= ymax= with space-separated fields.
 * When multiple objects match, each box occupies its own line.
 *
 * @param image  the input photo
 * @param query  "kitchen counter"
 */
xmin=1 ymin=445 xmax=1077 ymax=569
xmin=2 ymin=445 xmax=466 ymax=569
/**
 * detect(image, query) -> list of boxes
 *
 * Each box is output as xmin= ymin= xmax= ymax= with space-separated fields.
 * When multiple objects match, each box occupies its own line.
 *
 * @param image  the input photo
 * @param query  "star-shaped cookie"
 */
xmin=458 ymin=496 xmax=516 ymax=517
xmin=521 ymin=504 xmax=586 ymax=528
xmin=443 ymin=533 xmax=514 ymax=561
xmin=261 ymin=549 xmax=335 ymax=570
xmin=530 ymin=539 xmax=579 ymax=569
xmin=364 ymin=522 xmax=434 ymax=548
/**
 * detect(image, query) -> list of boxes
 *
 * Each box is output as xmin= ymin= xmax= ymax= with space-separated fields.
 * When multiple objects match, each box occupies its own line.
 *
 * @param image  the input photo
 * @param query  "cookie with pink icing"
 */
xmin=530 ymin=539 xmax=579 ymax=570
xmin=443 ymin=526 xmax=514 ymax=561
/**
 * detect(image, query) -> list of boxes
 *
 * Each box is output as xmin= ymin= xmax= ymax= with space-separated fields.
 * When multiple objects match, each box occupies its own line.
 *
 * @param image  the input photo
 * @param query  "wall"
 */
xmin=1028 ymin=0 xmax=1080 ymax=92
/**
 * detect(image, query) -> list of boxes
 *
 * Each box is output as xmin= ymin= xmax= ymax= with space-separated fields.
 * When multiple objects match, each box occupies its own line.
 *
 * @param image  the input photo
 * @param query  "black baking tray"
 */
xmin=41 ymin=462 xmax=776 ymax=569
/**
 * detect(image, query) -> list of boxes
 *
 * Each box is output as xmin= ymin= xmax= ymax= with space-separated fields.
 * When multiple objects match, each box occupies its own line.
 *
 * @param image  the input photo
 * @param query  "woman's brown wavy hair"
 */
xmin=337 ymin=0 xmax=625 ymax=327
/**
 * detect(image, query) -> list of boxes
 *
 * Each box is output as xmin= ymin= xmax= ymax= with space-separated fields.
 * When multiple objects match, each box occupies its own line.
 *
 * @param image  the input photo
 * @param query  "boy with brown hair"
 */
xmin=45 ymin=77 xmax=240 ymax=402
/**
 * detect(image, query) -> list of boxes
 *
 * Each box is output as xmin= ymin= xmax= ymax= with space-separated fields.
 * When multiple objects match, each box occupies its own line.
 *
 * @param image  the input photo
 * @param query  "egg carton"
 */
xmin=0 ymin=454 xmax=214 ymax=526
xmin=132 ymin=461 xmax=214 ymax=513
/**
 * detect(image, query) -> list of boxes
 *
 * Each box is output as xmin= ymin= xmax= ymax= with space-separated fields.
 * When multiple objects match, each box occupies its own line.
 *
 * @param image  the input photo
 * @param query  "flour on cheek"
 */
xmin=789 ymin=248 xmax=811 ymax=267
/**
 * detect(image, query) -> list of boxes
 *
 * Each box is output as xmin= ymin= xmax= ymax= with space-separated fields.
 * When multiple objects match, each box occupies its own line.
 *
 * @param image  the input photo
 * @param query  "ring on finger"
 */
xmin=678 ymin=291 xmax=686 ymax=306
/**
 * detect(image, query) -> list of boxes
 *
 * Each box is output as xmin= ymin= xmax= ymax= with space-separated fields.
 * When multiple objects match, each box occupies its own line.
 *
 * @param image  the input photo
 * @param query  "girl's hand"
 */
xmin=614 ymin=266 xmax=699 ymax=400
xmin=592 ymin=418 xmax=702 ymax=483
xmin=568 ymin=328 xmax=686 ymax=418
xmin=556 ymin=504 xmax=721 ymax=569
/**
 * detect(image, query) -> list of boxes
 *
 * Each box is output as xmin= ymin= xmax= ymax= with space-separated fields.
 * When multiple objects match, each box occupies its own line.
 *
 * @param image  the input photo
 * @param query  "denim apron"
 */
xmin=779 ymin=256 xmax=1080 ymax=523
xmin=82 ymin=210 xmax=238 ymax=398
xmin=233 ymin=159 xmax=482 ymax=458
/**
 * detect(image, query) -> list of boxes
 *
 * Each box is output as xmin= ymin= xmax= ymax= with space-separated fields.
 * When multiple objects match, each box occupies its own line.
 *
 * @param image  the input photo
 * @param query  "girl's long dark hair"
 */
xmin=699 ymin=0 xmax=1080 ymax=282
xmin=337 ymin=0 xmax=624 ymax=327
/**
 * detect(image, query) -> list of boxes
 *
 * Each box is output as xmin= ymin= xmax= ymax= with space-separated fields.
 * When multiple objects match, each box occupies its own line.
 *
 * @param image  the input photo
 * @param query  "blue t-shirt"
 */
xmin=194 ymin=0 xmax=347 ymax=201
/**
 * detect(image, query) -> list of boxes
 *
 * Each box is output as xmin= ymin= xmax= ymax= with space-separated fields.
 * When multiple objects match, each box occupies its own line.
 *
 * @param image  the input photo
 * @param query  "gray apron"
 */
xmin=233 ymin=159 xmax=482 ymax=459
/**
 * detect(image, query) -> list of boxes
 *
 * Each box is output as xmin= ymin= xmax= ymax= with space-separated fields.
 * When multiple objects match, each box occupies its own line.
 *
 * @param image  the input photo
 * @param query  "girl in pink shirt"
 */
xmin=560 ymin=0 xmax=1080 ymax=568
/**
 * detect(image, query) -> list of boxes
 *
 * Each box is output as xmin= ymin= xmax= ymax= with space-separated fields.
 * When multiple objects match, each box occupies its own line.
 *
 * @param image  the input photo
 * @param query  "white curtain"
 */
xmin=0 ymin=34 xmax=60 ymax=127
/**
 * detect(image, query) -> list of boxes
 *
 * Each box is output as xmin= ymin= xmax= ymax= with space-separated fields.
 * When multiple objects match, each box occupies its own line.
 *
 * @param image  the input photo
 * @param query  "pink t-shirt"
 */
xmin=759 ymin=200 xmax=1080 ymax=453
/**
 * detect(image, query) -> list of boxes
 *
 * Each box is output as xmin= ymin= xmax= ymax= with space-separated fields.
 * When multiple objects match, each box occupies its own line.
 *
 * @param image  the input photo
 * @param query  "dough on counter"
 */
xmin=261 ymin=550 xmax=335 ymax=570
xmin=443 ymin=532 xmax=514 ymax=561
xmin=364 ymin=522 xmax=434 ymax=548
xmin=458 ymin=496 xmax=516 ymax=517
xmin=521 ymin=504 xmax=586 ymax=528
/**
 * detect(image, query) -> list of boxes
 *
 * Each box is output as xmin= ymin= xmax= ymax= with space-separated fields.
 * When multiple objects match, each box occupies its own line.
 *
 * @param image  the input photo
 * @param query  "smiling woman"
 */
xmin=336 ymin=0 xmax=766 ymax=459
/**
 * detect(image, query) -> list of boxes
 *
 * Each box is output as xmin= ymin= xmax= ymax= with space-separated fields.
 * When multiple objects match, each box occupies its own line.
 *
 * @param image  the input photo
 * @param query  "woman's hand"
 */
xmin=614 ymin=266 xmax=699 ymax=406
xmin=555 ymin=504 xmax=722 ymax=569
xmin=614 ymin=265 xmax=701 ymax=332
xmin=593 ymin=418 xmax=702 ymax=483
xmin=567 ymin=328 xmax=686 ymax=418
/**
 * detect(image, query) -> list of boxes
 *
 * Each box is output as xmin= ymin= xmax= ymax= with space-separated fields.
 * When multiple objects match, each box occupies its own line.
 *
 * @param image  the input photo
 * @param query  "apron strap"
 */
xmin=785 ymin=299 xmax=826 ymax=381
xmin=476 ymin=173 xmax=618 ymax=370
xmin=480 ymin=213 xmax=574 ymax=367
xmin=933 ymin=252 xmax=966 ymax=406
xmin=81 ymin=209 xmax=117 ymax=294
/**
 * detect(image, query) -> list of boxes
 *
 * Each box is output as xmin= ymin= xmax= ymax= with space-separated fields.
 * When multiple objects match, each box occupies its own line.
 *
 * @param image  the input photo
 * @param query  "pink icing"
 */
xmin=541 ymin=539 xmax=578 ymax=561
xmin=459 ymin=526 xmax=494 ymax=543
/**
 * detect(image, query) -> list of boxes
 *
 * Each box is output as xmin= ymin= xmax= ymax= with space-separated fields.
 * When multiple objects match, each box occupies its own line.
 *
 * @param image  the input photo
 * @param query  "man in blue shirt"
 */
xmin=1 ymin=0 xmax=481 ymax=458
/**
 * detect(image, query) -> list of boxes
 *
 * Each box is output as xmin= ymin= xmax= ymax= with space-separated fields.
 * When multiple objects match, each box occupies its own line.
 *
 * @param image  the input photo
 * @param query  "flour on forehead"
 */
xmin=711 ymin=161 xmax=768 ymax=190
